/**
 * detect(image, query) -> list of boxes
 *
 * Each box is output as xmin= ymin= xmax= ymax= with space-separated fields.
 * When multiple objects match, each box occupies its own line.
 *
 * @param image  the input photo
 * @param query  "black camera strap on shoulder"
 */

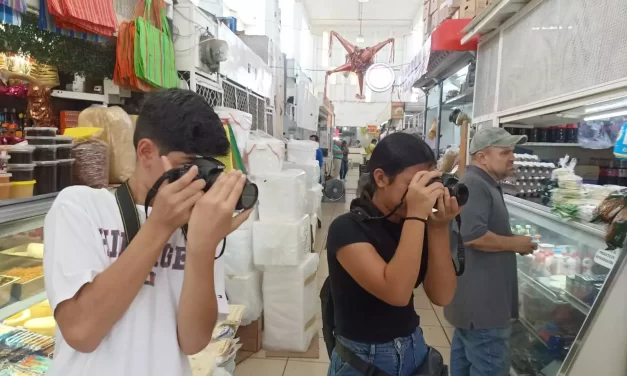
xmin=114 ymin=180 xmax=226 ymax=259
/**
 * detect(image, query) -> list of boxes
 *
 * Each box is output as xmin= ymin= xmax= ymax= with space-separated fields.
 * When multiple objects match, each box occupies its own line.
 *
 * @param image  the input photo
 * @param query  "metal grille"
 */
xmin=235 ymin=87 xmax=249 ymax=112
xmin=474 ymin=37 xmax=499 ymax=118
xmin=257 ymin=97 xmax=266 ymax=132
xmin=196 ymin=84 xmax=223 ymax=107
xmin=498 ymin=0 xmax=627 ymax=112
xmin=266 ymin=113 xmax=274 ymax=136
xmin=248 ymin=96 xmax=258 ymax=130
xmin=222 ymin=81 xmax=237 ymax=109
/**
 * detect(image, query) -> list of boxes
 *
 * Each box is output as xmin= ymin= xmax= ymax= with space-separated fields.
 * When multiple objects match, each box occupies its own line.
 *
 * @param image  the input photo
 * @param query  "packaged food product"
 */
xmin=26 ymin=136 xmax=56 ymax=145
xmin=0 ymin=173 xmax=11 ymax=184
xmin=34 ymin=161 xmax=58 ymax=195
xmin=10 ymin=180 xmax=35 ymax=199
xmin=56 ymin=144 xmax=72 ymax=159
xmin=4 ymin=309 xmax=31 ymax=326
xmin=593 ymin=189 xmax=627 ymax=223
xmin=33 ymin=145 xmax=57 ymax=162
xmin=55 ymin=135 xmax=73 ymax=145
xmin=24 ymin=127 xmax=57 ymax=137
xmin=77 ymin=106 xmax=135 ymax=184
xmin=7 ymin=164 xmax=35 ymax=182
xmin=0 ymin=182 xmax=10 ymax=199
xmin=72 ymin=138 xmax=109 ymax=189
xmin=8 ymin=145 xmax=35 ymax=164
xmin=0 ymin=154 xmax=9 ymax=174
xmin=24 ymin=317 xmax=56 ymax=337
xmin=57 ymin=159 xmax=75 ymax=191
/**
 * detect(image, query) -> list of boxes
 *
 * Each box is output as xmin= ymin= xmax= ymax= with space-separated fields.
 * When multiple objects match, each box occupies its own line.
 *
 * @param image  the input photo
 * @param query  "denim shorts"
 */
xmin=328 ymin=327 xmax=429 ymax=376
xmin=450 ymin=327 xmax=512 ymax=376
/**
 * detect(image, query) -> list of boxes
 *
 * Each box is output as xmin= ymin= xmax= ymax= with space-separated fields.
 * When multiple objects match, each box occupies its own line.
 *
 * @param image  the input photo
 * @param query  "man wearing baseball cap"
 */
xmin=445 ymin=127 xmax=537 ymax=376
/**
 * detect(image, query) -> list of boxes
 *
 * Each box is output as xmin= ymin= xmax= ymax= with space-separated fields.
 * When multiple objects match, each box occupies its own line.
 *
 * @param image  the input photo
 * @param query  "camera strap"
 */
xmin=115 ymin=180 xmax=142 ymax=246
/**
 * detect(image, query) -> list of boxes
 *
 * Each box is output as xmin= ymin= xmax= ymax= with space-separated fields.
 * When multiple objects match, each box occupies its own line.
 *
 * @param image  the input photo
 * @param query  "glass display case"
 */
xmin=505 ymin=195 xmax=627 ymax=376
xmin=0 ymin=194 xmax=57 ymax=374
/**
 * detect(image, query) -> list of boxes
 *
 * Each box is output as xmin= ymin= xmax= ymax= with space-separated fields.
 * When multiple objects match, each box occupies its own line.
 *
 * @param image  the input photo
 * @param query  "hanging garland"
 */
xmin=0 ymin=13 xmax=116 ymax=78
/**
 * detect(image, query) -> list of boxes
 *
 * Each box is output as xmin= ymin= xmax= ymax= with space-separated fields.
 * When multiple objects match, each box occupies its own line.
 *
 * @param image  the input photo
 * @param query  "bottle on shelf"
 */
xmin=552 ymin=248 xmax=566 ymax=275
xmin=565 ymin=253 xmax=582 ymax=276
xmin=582 ymin=256 xmax=594 ymax=275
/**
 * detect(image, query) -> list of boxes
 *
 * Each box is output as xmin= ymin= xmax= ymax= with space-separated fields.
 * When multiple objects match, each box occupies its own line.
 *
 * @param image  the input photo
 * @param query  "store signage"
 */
xmin=594 ymin=249 xmax=620 ymax=270
xmin=391 ymin=102 xmax=405 ymax=119
xmin=367 ymin=125 xmax=378 ymax=133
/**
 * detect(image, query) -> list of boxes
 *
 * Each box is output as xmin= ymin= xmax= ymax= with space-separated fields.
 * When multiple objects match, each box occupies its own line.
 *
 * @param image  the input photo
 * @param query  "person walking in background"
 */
xmin=331 ymin=140 xmax=343 ymax=179
xmin=365 ymin=139 xmax=377 ymax=161
xmin=340 ymin=140 xmax=350 ymax=181
xmin=310 ymin=135 xmax=324 ymax=183
xmin=445 ymin=128 xmax=537 ymax=376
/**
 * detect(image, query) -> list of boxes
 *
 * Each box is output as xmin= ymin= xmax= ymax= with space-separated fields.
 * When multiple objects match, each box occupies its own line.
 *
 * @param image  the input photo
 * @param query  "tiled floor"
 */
xmin=234 ymin=169 xmax=454 ymax=376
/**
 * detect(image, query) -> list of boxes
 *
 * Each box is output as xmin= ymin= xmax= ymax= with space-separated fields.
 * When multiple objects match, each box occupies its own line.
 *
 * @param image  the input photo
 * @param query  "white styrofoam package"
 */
xmin=225 ymin=271 xmax=263 ymax=326
xmin=245 ymin=130 xmax=285 ymax=176
xmin=305 ymin=184 xmax=323 ymax=215
xmin=214 ymin=107 xmax=252 ymax=155
xmin=256 ymin=169 xmax=307 ymax=222
xmin=262 ymin=253 xmax=319 ymax=352
xmin=219 ymin=226 xmax=254 ymax=277
xmin=310 ymin=213 xmax=318 ymax=247
xmin=283 ymin=160 xmax=321 ymax=188
xmin=253 ymin=214 xmax=310 ymax=267
xmin=287 ymin=140 xmax=318 ymax=164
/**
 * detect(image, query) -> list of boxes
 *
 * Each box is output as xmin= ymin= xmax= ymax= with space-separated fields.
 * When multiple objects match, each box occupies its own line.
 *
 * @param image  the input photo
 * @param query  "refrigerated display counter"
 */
xmin=505 ymin=195 xmax=627 ymax=376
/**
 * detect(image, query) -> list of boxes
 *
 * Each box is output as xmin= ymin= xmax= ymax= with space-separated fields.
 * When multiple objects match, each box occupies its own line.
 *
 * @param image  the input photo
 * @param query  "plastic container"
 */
xmin=0 ymin=182 xmax=10 ymax=200
xmin=245 ymin=134 xmax=285 ymax=176
xmin=55 ymin=136 xmax=73 ymax=145
xmin=24 ymin=127 xmax=57 ymax=137
xmin=10 ymin=180 xmax=35 ymax=199
xmin=287 ymin=140 xmax=318 ymax=164
xmin=7 ymin=164 xmax=35 ymax=182
xmin=26 ymin=136 xmax=56 ymax=145
xmin=34 ymin=161 xmax=58 ymax=195
xmin=33 ymin=145 xmax=57 ymax=162
xmin=9 ymin=145 xmax=35 ymax=164
xmin=551 ymin=249 xmax=566 ymax=275
xmin=0 ymin=155 xmax=9 ymax=173
xmin=57 ymin=159 xmax=75 ymax=191
xmin=565 ymin=254 xmax=581 ymax=276
xmin=0 ymin=173 xmax=11 ymax=184
xmin=56 ymin=145 xmax=72 ymax=160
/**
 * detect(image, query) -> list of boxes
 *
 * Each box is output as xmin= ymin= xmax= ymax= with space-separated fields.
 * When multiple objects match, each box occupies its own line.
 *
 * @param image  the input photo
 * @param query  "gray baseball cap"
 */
xmin=469 ymin=127 xmax=527 ymax=155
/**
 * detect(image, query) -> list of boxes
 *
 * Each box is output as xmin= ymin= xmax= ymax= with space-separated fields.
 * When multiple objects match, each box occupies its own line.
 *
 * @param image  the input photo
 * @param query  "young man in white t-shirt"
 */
xmin=43 ymin=89 xmax=252 ymax=376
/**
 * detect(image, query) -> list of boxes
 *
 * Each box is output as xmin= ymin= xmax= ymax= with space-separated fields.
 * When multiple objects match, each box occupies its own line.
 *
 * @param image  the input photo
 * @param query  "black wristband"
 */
xmin=405 ymin=217 xmax=427 ymax=223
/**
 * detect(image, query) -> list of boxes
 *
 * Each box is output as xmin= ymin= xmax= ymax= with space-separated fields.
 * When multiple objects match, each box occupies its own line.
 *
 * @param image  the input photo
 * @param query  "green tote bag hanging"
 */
xmin=134 ymin=0 xmax=178 ymax=89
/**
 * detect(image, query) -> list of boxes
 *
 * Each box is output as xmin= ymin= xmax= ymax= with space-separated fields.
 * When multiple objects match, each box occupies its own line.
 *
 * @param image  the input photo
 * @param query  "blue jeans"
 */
xmin=328 ymin=327 xmax=428 ymax=376
xmin=450 ymin=327 xmax=512 ymax=376
xmin=340 ymin=160 xmax=349 ymax=179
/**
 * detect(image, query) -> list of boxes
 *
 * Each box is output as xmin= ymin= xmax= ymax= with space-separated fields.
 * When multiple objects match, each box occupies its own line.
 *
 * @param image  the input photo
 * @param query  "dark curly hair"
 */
xmin=133 ymin=89 xmax=230 ymax=157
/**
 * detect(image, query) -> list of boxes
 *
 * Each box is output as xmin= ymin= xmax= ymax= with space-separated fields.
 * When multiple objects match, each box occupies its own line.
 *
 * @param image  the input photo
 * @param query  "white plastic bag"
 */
xmin=253 ymin=215 xmax=310 ymax=267
xmin=283 ymin=160 xmax=321 ymax=188
xmin=225 ymin=271 xmax=263 ymax=325
xmin=214 ymin=107 xmax=252 ymax=155
xmin=245 ymin=130 xmax=285 ymax=176
xmin=256 ymin=169 xmax=307 ymax=222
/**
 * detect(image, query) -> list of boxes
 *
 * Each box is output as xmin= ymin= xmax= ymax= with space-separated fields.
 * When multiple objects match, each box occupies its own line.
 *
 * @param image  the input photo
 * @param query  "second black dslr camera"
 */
xmin=428 ymin=173 xmax=469 ymax=207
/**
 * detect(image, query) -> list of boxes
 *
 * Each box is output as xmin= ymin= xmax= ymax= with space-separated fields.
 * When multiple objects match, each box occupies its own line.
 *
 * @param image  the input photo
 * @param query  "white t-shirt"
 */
xmin=43 ymin=186 xmax=192 ymax=376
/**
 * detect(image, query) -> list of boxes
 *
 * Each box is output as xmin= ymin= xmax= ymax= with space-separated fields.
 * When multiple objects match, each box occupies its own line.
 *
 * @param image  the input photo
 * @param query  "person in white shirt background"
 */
xmin=43 ymin=89 xmax=252 ymax=376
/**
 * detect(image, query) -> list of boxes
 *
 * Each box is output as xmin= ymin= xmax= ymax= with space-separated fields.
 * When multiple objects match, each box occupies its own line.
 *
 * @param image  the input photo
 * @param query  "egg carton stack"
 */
xmin=501 ymin=154 xmax=556 ymax=198
xmin=248 ymin=137 xmax=319 ymax=353
xmin=283 ymin=140 xmax=323 ymax=246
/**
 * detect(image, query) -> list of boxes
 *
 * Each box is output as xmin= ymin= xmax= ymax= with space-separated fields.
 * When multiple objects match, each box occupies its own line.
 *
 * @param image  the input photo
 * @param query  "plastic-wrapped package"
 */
xmin=245 ymin=131 xmax=285 ymax=176
xmin=287 ymin=140 xmax=318 ymax=164
xmin=256 ymin=170 xmax=307 ymax=221
xmin=219 ymin=226 xmax=254 ymax=277
xmin=578 ymin=121 xmax=613 ymax=150
xmin=305 ymin=184 xmax=323 ymax=215
xmin=225 ymin=271 xmax=263 ymax=326
xmin=214 ymin=107 xmax=252 ymax=156
xmin=253 ymin=215 xmax=310 ymax=267
xmin=263 ymin=253 xmax=319 ymax=352
xmin=66 ymin=128 xmax=109 ymax=188
xmin=77 ymin=106 xmax=135 ymax=184
xmin=283 ymin=160 xmax=320 ymax=188
xmin=310 ymin=213 xmax=318 ymax=247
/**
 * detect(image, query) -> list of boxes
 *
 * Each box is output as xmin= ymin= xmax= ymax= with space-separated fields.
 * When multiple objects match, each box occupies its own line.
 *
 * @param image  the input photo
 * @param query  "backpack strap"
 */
xmin=115 ymin=181 xmax=141 ymax=247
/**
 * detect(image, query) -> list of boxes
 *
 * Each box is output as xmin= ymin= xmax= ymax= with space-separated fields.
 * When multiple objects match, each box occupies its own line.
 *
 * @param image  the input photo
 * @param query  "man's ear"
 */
xmin=136 ymin=139 xmax=159 ymax=167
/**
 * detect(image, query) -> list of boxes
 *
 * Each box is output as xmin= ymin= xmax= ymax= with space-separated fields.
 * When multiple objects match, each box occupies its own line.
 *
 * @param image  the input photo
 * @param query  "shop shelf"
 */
xmin=443 ymin=91 xmax=474 ymax=106
xmin=518 ymin=317 xmax=548 ymax=348
xmin=51 ymin=90 xmax=106 ymax=103
xmin=518 ymin=270 xmax=591 ymax=316
xmin=0 ymin=193 xmax=58 ymax=227
xmin=461 ymin=0 xmax=531 ymax=45
xmin=523 ymin=142 xmax=581 ymax=147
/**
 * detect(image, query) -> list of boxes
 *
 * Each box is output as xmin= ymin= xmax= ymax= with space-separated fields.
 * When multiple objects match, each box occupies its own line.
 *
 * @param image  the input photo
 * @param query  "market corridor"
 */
xmin=229 ymin=167 xmax=454 ymax=376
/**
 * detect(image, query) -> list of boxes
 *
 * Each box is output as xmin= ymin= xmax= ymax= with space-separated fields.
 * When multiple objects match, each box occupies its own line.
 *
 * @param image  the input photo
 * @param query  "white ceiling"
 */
xmin=303 ymin=0 xmax=420 ymax=26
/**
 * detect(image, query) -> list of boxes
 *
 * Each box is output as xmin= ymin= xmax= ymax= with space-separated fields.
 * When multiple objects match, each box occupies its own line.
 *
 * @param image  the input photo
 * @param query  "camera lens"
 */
xmin=238 ymin=181 xmax=258 ymax=210
xmin=449 ymin=184 xmax=469 ymax=206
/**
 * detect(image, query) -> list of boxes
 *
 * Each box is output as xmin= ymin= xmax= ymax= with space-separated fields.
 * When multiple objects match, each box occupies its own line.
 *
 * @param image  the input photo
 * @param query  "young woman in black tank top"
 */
xmin=326 ymin=133 xmax=459 ymax=376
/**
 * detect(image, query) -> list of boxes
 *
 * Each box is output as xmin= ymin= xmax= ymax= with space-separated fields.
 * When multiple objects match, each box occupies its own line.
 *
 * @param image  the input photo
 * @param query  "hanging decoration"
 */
xmin=324 ymin=31 xmax=395 ymax=100
xmin=0 ymin=12 xmax=116 ymax=78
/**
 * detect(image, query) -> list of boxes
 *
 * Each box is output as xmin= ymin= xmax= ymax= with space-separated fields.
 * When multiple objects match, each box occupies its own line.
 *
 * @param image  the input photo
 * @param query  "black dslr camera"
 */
xmin=428 ymin=173 xmax=469 ymax=207
xmin=153 ymin=157 xmax=258 ymax=211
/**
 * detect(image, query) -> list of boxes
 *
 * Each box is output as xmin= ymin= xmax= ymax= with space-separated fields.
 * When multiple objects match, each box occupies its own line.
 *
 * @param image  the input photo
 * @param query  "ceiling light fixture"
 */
xmin=584 ymin=99 xmax=627 ymax=114
xmin=356 ymin=3 xmax=364 ymax=44
xmin=358 ymin=0 xmax=369 ymax=2
xmin=584 ymin=109 xmax=627 ymax=122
